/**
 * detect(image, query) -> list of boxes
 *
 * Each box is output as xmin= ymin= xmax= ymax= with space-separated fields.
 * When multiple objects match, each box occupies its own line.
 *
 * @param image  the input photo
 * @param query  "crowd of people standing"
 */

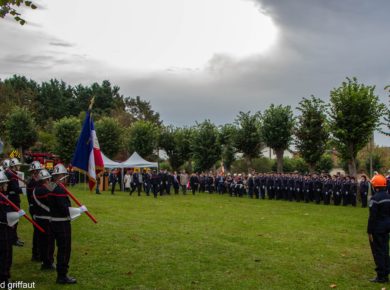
xmin=106 ymin=169 xmax=376 ymax=208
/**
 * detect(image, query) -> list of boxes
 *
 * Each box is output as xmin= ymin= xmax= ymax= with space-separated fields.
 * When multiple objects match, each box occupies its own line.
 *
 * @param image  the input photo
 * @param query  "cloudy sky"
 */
xmin=0 ymin=0 xmax=389 ymax=145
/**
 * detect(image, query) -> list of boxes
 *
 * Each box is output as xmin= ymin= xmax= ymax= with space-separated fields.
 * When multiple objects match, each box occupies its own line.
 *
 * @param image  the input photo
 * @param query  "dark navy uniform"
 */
xmin=360 ymin=179 xmax=369 ymax=208
xmin=333 ymin=177 xmax=342 ymax=206
xmin=4 ymin=169 xmax=22 ymax=244
xmin=48 ymin=182 xmax=73 ymax=281
xmin=368 ymin=189 xmax=390 ymax=282
xmin=0 ymin=193 xmax=15 ymax=284
xmin=27 ymin=176 xmax=41 ymax=261
xmin=33 ymin=183 xmax=55 ymax=268
xmin=150 ymin=172 xmax=161 ymax=198
xmin=350 ymin=178 xmax=357 ymax=206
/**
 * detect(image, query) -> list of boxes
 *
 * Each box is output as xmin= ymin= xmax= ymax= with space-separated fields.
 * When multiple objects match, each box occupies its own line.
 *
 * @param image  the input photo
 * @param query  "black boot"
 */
xmin=13 ymin=239 xmax=24 ymax=247
xmin=56 ymin=275 xmax=77 ymax=284
xmin=369 ymin=277 xmax=389 ymax=283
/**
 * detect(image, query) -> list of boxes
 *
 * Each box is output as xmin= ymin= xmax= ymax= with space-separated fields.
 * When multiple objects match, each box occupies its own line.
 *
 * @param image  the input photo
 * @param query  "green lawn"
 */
xmin=11 ymin=185 xmax=381 ymax=290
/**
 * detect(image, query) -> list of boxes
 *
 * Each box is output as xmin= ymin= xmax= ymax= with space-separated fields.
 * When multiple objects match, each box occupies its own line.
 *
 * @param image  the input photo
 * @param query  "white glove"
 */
xmin=18 ymin=209 xmax=26 ymax=217
xmin=80 ymin=205 xmax=88 ymax=213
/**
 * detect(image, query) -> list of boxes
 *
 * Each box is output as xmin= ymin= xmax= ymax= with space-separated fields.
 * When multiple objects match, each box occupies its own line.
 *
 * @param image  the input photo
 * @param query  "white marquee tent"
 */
xmin=101 ymin=151 xmax=158 ymax=191
xmin=121 ymin=152 xmax=158 ymax=168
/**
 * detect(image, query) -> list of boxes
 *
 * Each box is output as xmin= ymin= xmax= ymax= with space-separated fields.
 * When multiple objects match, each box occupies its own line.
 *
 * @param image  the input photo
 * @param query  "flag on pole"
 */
xmin=71 ymin=110 xmax=104 ymax=191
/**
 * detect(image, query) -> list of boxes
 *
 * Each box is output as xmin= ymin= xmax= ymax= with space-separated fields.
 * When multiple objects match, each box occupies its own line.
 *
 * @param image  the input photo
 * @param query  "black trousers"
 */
xmin=361 ymin=192 xmax=368 ymax=208
xmin=0 ymin=224 xmax=15 ymax=282
xmin=370 ymin=232 xmax=390 ymax=279
xmin=51 ymin=221 xmax=72 ymax=277
xmin=32 ymin=222 xmax=40 ymax=259
xmin=36 ymin=219 xmax=54 ymax=266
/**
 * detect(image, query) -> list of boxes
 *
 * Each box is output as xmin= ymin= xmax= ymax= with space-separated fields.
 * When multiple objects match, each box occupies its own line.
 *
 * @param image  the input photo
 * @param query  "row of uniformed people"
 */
xmin=153 ymin=171 xmax=370 ymax=208
xmin=219 ymin=172 xmax=369 ymax=207
xmin=0 ymin=159 xmax=88 ymax=285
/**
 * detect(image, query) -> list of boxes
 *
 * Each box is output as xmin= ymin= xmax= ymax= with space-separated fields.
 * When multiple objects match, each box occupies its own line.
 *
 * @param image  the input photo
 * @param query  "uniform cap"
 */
xmin=370 ymin=174 xmax=387 ymax=188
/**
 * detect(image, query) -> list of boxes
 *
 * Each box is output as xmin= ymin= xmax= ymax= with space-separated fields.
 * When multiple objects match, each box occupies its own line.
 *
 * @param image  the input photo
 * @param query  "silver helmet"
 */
xmin=0 ymin=171 xmax=9 ymax=184
xmin=29 ymin=161 xmax=44 ymax=172
xmin=2 ymin=159 xmax=10 ymax=169
xmin=10 ymin=158 xmax=22 ymax=167
xmin=52 ymin=163 xmax=68 ymax=176
xmin=38 ymin=169 xmax=51 ymax=181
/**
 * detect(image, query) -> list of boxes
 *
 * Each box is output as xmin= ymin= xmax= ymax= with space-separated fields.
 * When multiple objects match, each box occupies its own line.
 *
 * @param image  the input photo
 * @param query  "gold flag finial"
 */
xmin=88 ymin=96 xmax=95 ymax=111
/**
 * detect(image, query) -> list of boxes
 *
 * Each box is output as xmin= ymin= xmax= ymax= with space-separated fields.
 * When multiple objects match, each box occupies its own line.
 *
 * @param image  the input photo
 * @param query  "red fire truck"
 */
xmin=24 ymin=152 xmax=62 ymax=170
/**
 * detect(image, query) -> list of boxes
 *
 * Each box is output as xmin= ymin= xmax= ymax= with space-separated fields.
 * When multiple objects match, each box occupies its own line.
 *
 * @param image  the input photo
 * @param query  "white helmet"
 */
xmin=2 ymin=159 xmax=10 ymax=169
xmin=29 ymin=161 xmax=44 ymax=172
xmin=52 ymin=163 xmax=68 ymax=176
xmin=10 ymin=158 xmax=21 ymax=167
xmin=0 ymin=171 xmax=9 ymax=184
xmin=38 ymin=169 xmax=51 ymax=181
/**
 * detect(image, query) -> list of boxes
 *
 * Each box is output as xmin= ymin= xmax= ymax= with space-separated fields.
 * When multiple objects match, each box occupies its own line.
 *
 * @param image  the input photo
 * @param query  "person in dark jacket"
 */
xmin=33 ymin=169 xmax=55 ymax=270
xmin=367 ymin=174 xmax=390 ymax=283
xmin=4 ymin=158 xmax=24 ymax=246
xmin=49 ymin=164 xmax=79 ymax=284
xmin=26 ymin=161 xmax=44 ymax=261
xmin=0 ymin=171 xmax=15 ymax=285
xmin=189 ymin=173 xmax=199 ymax=195
xmin=360 ymin=175 xmax=369 ymax=208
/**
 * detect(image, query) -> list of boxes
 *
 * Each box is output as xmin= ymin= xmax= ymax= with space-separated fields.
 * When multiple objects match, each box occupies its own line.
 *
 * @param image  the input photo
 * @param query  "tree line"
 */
xmin=0 ymin=75 xmax=388 ymax=176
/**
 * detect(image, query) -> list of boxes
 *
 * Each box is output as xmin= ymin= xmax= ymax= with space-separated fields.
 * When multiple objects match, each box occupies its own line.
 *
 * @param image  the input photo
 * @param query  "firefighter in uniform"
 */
xmin=0 ymin=171 xmax=16 ymax=285
xmin=33 ymin=169 xmax=55 ymax=270
xmin=26 ymin=161 xmax=45 ymax=262
xmin=4 ymin=158 xmax=24 ymax=247
xmin=367 ymin=174 xmax=390 ymax=283
xmin=48 ymin=163 xmax=82 ymax=284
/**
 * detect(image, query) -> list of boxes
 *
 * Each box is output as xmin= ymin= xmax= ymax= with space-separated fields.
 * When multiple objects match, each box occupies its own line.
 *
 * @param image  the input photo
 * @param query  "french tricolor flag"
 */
xmin=72 ymin=110 xmax=104 ymax=191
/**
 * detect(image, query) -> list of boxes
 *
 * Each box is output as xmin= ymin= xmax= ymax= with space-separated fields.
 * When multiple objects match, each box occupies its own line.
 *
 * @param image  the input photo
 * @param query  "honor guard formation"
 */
xmin=0 ymin=158 xmax=89 ymax=286
xmin=116 ymin=169 xmax=372 ymax=207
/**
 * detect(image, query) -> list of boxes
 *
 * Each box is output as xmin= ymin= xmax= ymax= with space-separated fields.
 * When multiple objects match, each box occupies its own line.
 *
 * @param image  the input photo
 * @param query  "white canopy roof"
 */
xmin=121 ymin=152 xmax=158 ymax=168
xmin=101 ymin=152 xmax=122 ymax=169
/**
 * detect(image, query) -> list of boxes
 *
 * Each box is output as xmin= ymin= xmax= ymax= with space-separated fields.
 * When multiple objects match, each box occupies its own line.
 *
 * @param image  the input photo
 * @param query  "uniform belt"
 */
xmin=51 ymin=217 xmax=71 ymax=222
xmin=8 ymin=191 xmax=16 ymax=194
xmin=34 ymin=215 xmax=51 ymax=220
xmin=0 ymin=221 xmax=8 ymax=225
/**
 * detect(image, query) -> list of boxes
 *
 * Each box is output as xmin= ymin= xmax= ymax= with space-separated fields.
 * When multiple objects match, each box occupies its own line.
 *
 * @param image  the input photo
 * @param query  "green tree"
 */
xmin=32 ymin=130 xmax=56 ymax=153
xmin=329 ymin=77 xmax=384 ymax=176
xmin=262 ymin=104 xmax=295 ymax=173
xmin=53 ymin=117 xmax=80 ymax=164
xmin=0 ymin=0 xmax=37 ymax=25
xmin=127 ymin=121 xmax=160 ymax=159
xmin=95 ymin=117 xmax=124 ymax=159
xmin=234 ymin=111 xmax=262 ymax=167
xmin=0 ymin=75 xmax=39 ymax=134
xmin=295 ymin=96 xmax=329 ymax=172
xmin=36 ymin=79 xmax=76 ymax=125
xmin=159 ymin=126 xmax=183 ymax=171
xmin=365 ymin=153 xmax=383 ymax=174
xmin=191 ymin=120 xmax=221 ymax=172
xmin=124 ymin=96 xmax=161 ymax=125
xmin=381 ymin=85 xmax=390 ymax=136
xmin=5 ymin=106 xmax=38 ymax=154
xmin=219 ymin=124 xmax=237 ymax=170
xmin=315 ymin=154 xmax=334 ymax=173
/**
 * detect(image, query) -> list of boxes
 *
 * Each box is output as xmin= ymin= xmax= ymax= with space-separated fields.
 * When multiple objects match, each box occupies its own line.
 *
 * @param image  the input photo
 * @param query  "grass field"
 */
xmin=10 ymin=185 xmax=382 ymax=290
